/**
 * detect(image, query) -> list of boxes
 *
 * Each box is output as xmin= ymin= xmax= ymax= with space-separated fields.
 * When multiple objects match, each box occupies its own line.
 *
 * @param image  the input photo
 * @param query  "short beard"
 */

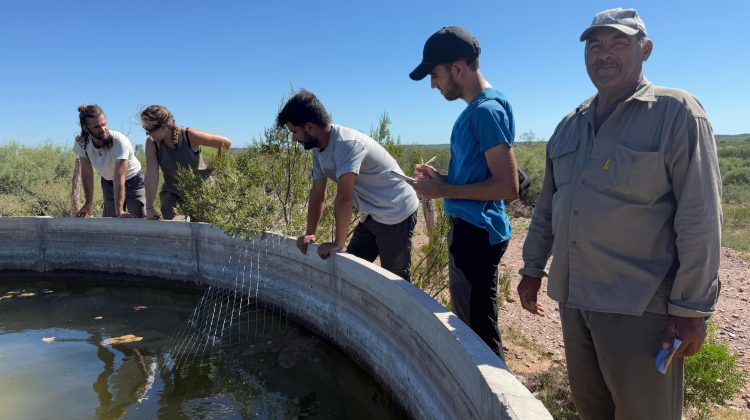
xmin=89 ymin=130 xmax=110 ymax=144
xmin=440 ymin=76 xmax=462 ymax=101
xmin=301 ymin=132 xmax=319 ymax=150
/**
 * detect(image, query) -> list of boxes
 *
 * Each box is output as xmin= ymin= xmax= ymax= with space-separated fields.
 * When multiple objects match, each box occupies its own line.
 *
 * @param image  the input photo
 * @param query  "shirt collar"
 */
xmin=629 ymin=77 xmax=656 ymax=102
xmin=575 ymin=76 xmax=655 ymax=116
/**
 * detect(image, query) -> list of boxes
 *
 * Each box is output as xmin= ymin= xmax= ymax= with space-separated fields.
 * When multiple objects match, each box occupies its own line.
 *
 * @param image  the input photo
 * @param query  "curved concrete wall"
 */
xmin=0 ymin=217 xmax=550 ymax=420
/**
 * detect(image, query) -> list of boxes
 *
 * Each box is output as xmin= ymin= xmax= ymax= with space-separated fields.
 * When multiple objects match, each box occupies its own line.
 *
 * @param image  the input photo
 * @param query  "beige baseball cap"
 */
xmin=580 ymin=8 xmax=647 ymax=41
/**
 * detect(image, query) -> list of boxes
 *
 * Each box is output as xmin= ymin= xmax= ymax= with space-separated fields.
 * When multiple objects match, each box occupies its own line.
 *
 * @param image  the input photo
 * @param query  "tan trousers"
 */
xmin=559 ymin=305 xmax=683 ymax=420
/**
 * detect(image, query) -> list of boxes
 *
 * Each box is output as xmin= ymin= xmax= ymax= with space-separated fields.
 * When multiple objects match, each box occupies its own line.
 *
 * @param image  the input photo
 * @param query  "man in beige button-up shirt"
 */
xmin=518 ymin=8 xmax=721 ymax=419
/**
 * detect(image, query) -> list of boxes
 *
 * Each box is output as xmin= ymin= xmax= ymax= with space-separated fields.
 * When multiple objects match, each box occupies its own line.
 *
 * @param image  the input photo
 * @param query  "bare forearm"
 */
xmin=306 ymin=198 xmax=325 ymax=235
xmin=414 ymin=145 xmax=518 ymax=201
xmin=333 ymin=196 xmax=353 ymax=247
xmin=448 ymin=144 xmax=518 ymax=200
xmin=188 ymin=128 xmax=232 ymax=151
xmin=145 ymin=169 xmax=158 ymax=209
xmin=442 ymin=177 xmax=518 ymax=201
xmin=81 ymin=165 xmax=94 ymax=205
xmin=113 ymin=179 xmax=126 ymax=215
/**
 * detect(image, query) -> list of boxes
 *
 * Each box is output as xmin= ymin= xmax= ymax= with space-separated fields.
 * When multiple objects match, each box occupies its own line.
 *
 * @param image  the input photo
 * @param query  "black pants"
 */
xmin=159 ymin=190 xmax=204 ymax=222
xmin=346 ymin=211 xmax=418 ymax=282
xmin=448 ymin=217 xmax=508 ymax=359
xmin=100 ymin=172 xmax=146 ymax=218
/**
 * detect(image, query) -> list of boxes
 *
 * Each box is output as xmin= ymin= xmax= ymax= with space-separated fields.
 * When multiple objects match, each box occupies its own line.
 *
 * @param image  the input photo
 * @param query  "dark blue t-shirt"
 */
xmin=444 ymin=88 xmax=515 ymax=245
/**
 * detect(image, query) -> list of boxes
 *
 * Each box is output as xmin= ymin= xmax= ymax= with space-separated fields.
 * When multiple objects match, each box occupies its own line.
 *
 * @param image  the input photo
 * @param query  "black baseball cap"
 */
xmin=409 ymin=26 xmax=481 ymax=81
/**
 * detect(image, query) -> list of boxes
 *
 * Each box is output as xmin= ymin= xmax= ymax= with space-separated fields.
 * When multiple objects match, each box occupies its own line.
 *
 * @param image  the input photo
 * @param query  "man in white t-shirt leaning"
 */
xmin=277 ymin=90 xmax=420 ymax=281
xmin=73 ymin=104 xmax=146 ymax=218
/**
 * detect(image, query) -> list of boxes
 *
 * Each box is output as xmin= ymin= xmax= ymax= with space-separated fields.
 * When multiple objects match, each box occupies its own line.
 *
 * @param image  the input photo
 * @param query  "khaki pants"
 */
xmin=560 ymin=305 xmax=683 ymax=420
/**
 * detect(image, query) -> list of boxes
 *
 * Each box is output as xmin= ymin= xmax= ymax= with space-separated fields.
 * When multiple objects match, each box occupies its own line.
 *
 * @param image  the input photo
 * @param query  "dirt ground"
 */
xmin=411 ymin=213 xmax=750 ymax=416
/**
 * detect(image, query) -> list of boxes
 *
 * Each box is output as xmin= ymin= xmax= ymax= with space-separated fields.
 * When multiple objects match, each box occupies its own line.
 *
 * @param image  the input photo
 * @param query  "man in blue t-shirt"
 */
xmin=410 ymin=26 xmax=519 ymax=359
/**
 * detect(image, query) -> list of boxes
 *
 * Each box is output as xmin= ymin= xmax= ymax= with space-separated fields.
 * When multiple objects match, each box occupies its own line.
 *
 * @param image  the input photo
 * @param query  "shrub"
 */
xmin=410 ymin=199 xmax=450 ymax=303
xmin=497 ymin=267 xmax=514 ymax=308
xmin=684 ymin=322 xmax=748 ymax=417
xmin=0 ymin=194 xmax=30 ymax=216
xmin=176 ymin=150 xmax=280 ymax=237
xmin=509 ymin=142 xmax=546 ymax=206
xmin=723 ymin=168 xmax=750 ymax=187
xmin=0 ymin=142 xmax=77 ymax=216
xmin=718 ymin=138 xmax=750 ymax=160
xmin=719 ymin=156 xmax=746 ymax=176
xmin=723 ymin=185 xmax=750 ymax=205
xmin=526 ymin=362 xmax=578 ymax=420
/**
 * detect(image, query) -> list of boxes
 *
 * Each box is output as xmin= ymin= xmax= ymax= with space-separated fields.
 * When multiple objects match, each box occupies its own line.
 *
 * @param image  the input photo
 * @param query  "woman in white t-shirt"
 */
xmin=73 ymin=104 xmax=146 ymax=218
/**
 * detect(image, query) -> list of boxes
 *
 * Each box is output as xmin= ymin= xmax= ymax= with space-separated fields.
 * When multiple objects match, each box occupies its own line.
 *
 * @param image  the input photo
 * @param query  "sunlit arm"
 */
xmin=186 ymin=128 xmax=232 ymax=157
xmin=144 ymin=139 xmax=160 ymax=212
xmin=113 ymin=159 xmax=128 ymax=216
xmin=333 ymin=173 xmax=356 ymax=248
xmin=76 ymin=157 xmax=95 ymax=216
xmin=305 ymin=178 xmax=327 ymax=236
xmin=413 ymin=144 xmax=518 ymax=200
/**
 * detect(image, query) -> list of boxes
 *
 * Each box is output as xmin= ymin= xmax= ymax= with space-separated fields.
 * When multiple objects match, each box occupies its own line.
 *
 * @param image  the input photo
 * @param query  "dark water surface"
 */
xmin=0 ymin=278 xmax=405 ymax=419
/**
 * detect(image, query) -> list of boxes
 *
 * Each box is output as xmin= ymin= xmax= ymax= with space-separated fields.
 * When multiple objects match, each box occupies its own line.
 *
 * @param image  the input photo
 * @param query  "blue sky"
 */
xmin=1 ymin=1 xmax=748 ymax=147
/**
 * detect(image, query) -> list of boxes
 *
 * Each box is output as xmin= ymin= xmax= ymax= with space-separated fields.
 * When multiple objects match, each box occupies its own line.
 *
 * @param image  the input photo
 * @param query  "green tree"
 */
xmin=370 ymin=111 xmax=403 ymax=161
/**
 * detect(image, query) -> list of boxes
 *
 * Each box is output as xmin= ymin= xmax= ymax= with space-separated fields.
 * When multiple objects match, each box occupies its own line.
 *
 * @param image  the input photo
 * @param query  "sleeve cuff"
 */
xmin=667 ymin=302 xmax=713 ymax=318
xmin=518 ymin=267 xmax=547 ymax=279
xmin=336 ymin=168 xmax=359 ymax=179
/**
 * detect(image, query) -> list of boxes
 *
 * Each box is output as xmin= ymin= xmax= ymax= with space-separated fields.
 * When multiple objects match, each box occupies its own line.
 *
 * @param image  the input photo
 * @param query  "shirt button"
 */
xmin=581 ymin=179 xmax=587 ymax=185
xmin=571 ymin=240 xmax=577 ymax=246
xmin=573 ymin=210 xmax=579 ymax=216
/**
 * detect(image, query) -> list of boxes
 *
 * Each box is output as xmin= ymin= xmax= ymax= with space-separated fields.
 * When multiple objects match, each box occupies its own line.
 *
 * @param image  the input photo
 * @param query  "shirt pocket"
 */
xmin=606 ymin=144 xmax=666 ymax=203
xmin=549 ymin=139 xmax=579 ymax=188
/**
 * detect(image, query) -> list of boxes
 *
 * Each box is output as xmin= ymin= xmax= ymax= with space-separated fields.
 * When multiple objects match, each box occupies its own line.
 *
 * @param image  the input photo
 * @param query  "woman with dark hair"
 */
xmin=74 ymin=104 xmax=145 ymax=218
xmin=140 ymin=105 xmax=232 ymax=220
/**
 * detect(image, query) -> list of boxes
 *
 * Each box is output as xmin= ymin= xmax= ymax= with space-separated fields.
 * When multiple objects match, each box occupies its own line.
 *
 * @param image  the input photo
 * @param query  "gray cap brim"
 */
xmin=579 ymin=24 xmax=639 ymax=41
xmin=409 ymin=61 xmax=435 ymax=81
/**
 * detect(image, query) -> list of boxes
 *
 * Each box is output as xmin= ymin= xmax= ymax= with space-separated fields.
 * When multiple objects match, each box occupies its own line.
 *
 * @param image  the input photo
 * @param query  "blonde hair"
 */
xmin=140 ymin=105 xmax=179 ymax=144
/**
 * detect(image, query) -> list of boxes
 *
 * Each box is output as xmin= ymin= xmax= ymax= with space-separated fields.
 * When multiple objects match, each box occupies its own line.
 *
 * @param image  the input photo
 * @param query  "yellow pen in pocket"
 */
xmin=603 ymin=159 xmax=611 ymax=170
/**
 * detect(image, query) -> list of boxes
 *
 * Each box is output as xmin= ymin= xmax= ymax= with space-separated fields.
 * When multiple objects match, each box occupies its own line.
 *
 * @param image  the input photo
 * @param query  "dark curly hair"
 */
xmin=276 ymin=90 xmax=331 ymax=129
